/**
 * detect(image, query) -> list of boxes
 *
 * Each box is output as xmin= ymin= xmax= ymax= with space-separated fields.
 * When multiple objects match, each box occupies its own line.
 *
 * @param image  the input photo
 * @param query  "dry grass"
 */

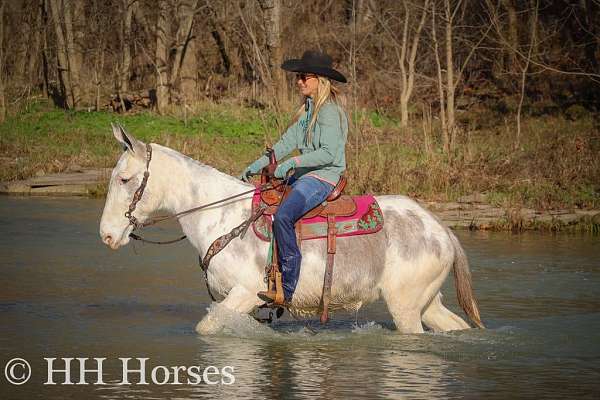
xmin=344 ymin=109 xmax=600 ymax=210
xmin=1 ymin=100 xmax=599 ymax=211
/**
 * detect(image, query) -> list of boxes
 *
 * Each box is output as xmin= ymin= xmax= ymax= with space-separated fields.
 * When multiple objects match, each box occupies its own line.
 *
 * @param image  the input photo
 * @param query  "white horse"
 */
xmin=99 ymin=125 xmax=484 ymax=334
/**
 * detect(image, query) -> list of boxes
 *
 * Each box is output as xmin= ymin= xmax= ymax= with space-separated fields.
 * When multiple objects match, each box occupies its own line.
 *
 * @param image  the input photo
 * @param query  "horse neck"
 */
xmin=151 ymin=145 xmax=254 ymax=249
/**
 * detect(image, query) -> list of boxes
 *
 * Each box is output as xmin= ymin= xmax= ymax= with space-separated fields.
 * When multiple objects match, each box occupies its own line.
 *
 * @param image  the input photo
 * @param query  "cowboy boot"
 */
xmin=258 ymin=271 xmax=285 ymax=305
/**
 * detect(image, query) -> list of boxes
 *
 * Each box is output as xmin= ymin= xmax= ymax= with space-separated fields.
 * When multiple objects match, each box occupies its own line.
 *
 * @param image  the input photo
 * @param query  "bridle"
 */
xmin=125 ymin=143 xmax=152 ymax=229
xmin=123 ymin=142 xmax=286 ymax=238
xmin=121 ymin=144 xmax=297 ymax=323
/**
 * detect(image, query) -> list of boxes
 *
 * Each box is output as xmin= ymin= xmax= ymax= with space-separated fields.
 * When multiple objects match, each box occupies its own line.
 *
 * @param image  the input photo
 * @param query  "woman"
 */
xmin=240 ymin=50 xmax=348 ymax=305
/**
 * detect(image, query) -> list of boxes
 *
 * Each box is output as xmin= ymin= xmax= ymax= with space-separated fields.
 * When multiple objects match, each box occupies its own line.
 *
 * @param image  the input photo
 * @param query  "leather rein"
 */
xmin=122 ymin=145 xmax=302 ymax=325
xmin=124 ymin=143 xmax=281 ymax=244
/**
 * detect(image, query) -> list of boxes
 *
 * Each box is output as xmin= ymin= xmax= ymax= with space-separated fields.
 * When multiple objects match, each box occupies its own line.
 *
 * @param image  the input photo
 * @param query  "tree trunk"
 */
xmin=120 ymin=0 xmax=133 ymax=93
xmin=169 ymin=0 xmax=198 ymax=102
xmin=431 ymin=1 xmax=448 ymax=154
xmin=14 ymin=1 xmax=31 ymax=86
xmin=399 ymin=0 xmax=429 ymax=128
xmin=72 ymin=0 xmax=84 ymax=103
xmin=155 ymin=0 xmax=170 ymax=113
xmin=95 ymin=44 xmax=105 ymax=112
xmin=48 ymin=0 xmax=71 ymax=108
xmin=27 ymin=2 xmax=43 ymax=89
xmin=180 ymin=28 xmax=198 ymax=103
xmin=444 ymin=0 xmax=456 ymax=150
xmin=209 ymin=19 xmax=231 ymax=76
xmin=502 ymin=0 xmax=518 ymax=75
xmin=515 ymin=0 xmax=538 ymax=150
xmin=40 ymin=0 xmax=50 ymax=99
xmin=0 ymin=0 xmax=6 ymax=123
xmin=90 ymin=0 xmax=105 ymax=111
xmin=582 ymin=0 xmax=599 ymax=72
xmin=398 ymin=2 xmax=409 ymax=126
xmin=63 ymin=0 xmax=82 ymax=107
xmin=258 ymin=0 xmax=284 ymax=106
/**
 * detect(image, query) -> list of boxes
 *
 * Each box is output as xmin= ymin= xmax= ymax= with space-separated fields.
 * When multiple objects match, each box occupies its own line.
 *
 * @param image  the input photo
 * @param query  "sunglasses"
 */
xmin=295 ymin=73 xmax=317 ymax=82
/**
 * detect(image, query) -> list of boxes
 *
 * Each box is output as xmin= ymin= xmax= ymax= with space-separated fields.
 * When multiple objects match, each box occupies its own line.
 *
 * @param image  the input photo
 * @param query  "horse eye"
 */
xmin=120 ymin=177 xmax=131 ymax=184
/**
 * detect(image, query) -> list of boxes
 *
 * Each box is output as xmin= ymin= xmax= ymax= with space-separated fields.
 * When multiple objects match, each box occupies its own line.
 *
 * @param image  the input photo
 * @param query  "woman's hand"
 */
xmin=239 ymin=158 xmax=268 ymax=182
xmin=274 ymin=159 xmax=297 ymax=179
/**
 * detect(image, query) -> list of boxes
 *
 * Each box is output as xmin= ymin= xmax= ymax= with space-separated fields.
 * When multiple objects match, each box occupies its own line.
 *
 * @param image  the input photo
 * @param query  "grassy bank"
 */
xmin=1 ymin=99 xmax=599 ymax=211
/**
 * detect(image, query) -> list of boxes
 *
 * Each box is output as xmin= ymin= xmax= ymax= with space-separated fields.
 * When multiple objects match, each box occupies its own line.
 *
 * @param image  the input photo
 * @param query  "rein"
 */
xmin=124 ymin=143 xmax=283 ymax=243
xmin=122 ymin=145 xmax=299 ymax=324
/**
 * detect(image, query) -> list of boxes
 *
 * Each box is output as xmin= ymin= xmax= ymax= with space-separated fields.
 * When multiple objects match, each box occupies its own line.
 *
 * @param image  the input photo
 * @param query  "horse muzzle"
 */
xmin=100 ymin=227 xmax=132 ymax=250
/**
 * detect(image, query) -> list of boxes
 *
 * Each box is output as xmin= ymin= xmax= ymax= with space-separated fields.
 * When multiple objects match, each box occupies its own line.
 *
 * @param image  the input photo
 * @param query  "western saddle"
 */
xmin=258 ymin=149 xmax=356 ymax=323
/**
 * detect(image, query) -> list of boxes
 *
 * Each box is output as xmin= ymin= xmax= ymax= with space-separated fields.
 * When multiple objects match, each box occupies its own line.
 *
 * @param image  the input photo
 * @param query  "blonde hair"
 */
xmin=291 ymin=76 xmax=345 ymax=145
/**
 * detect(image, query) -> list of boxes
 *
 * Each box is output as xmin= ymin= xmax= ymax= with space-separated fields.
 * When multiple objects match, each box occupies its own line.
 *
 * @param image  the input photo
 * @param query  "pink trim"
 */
xmin=305 ymin=173 xmax=338 ymax=187
xmin=250 ymin=190 xmax=382 ymax=242
xmin=293 ymin=156 xmax=301 ymax=166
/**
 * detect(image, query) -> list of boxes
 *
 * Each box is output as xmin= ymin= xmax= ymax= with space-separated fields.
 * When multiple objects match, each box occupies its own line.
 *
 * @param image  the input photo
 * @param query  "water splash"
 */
xmin=351 ymin=320 xmax=384 ymax=334
xmin=204 ymin=302 xmax=277 ymax=338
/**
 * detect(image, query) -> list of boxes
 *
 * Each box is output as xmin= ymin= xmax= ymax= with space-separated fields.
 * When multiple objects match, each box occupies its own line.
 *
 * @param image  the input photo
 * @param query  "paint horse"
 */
xmin=99 ymin=125 xmax=484 ymax=334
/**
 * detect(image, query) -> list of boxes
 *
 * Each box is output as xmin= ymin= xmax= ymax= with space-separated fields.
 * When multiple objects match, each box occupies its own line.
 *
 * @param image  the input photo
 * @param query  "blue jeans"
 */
xmin=273 ymin=176 xmax=334 ymax=301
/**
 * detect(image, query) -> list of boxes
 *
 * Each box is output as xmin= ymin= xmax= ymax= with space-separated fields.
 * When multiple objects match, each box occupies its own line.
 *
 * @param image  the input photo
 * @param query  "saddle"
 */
xmin=260 ymin=176 xmax=356 ymax=218
xmin=254 ymin=149 xmax=384 ymax=323
xmin=261 ymin=175 xmax=351 ymax=323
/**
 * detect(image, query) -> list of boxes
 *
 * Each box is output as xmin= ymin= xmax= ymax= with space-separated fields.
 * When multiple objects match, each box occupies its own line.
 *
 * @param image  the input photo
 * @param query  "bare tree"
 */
xmin=90 ymin=0 xmax=107 ymax=111
xmin=515 ymin=0 xmax=538 ymax=149
xmin=502 ymin=0 xmax=518 ymax=75
xmin=179 ymin=25 xmax=199 ymax=103
xmin=0 ymin=0 xmax=5 ymax=122
xmin=372 ymin=1 xmax=429 ymax=127
xmin=443 ymin=0 xmax=457 ymax=146
xmin=48 ymin=0 xmax=71 ymax=108
xmin=13 ymin=1 xmax=32 ymax=87
xmin=169 ymin=0 xmax=198 ymax=101
xmin=431 ymin=1 xmax=448 ymax=153
xmin=0 ymin=0 xmax=598 ymax=118
xmin=207 ymin=4 xmax=232 ymax=77
xmin=63 ymin=0 xmax=82 ymax=107
xmin=432 ymin=0 xmax=491 ymax=155
xmin=119 ymin=0 xmax=133 ymax=94
xmin=155 ymin=0 xmax=170 ymax=113
xmin=258 ymin=0 xmax=285 ymax=105
xmin=27 ymin=1 xmax=43 ymax=91
xmin=40 ymin=0 xmax=50 ymax=100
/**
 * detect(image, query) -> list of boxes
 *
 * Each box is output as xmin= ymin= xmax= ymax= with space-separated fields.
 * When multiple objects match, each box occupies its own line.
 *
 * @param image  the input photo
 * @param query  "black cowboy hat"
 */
xmin=281 ymin=50 xmax=347 ymax=83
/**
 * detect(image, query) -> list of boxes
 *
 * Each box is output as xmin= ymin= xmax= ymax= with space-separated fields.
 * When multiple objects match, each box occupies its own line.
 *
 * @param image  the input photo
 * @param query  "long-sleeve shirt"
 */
xmin=256 ymin=99 xmax=348 ymax=186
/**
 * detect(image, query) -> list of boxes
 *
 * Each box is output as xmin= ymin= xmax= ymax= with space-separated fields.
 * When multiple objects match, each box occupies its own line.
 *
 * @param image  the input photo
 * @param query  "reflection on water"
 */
xmin=1 ymin=197 xmax=599 ymax=399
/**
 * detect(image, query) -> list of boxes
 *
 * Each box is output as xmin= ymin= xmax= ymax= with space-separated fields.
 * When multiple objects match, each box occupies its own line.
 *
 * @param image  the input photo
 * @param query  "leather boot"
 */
xmin=257 ymin=290 xmax=285 ymax=305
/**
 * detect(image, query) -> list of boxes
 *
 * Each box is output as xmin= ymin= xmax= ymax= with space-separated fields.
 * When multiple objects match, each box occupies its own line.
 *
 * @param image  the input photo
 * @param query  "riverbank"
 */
xmin=2 ymin=168 xmax=598 ymax=233
xmin=1 ymin=100 xmax=599 ymax=232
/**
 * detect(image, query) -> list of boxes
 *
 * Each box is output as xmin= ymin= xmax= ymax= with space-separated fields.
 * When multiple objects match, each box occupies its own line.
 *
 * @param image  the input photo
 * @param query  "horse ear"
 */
xmin=111 ymin=123 xmax=145 ymax=157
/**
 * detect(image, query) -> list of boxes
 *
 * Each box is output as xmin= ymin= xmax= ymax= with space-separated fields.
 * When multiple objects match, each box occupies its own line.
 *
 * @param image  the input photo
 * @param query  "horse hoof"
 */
xmin=276 ymin=307 xmax=285 ymax=319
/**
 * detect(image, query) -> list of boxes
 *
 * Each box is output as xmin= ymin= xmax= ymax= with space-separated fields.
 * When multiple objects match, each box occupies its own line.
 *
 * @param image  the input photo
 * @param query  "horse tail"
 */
xmin=448 ymin=230 xmax=485 ymax=329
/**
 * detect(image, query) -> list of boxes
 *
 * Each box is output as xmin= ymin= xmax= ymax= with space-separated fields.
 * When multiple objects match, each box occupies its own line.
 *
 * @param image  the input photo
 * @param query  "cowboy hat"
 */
xmin=281 ymin=50 xmax=347 ymax=83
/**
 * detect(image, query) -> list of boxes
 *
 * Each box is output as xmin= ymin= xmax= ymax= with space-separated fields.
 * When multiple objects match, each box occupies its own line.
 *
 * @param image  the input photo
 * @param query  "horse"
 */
xmin=99 ymin=124 xmax=484 ymax=335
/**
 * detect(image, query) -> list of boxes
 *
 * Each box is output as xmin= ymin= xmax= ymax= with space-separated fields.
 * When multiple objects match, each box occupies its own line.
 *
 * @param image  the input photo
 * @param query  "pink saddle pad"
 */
xmin=251 ymin=188 xmax=384 ymax=241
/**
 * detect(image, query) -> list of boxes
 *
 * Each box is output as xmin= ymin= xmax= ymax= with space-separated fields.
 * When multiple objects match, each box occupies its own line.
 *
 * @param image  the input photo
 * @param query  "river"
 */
xmin=1 ymin=197 xmax=599 ymax=399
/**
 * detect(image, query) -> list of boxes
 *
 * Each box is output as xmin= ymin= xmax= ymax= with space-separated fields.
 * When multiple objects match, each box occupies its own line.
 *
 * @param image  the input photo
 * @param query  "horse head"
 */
xmin=100 ymin=124 xmax=162 ymax=249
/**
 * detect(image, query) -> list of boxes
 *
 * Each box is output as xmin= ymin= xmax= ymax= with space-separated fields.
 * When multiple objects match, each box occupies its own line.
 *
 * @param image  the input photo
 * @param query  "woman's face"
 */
xmin=296 ymin=73 xmax=319 ymax=98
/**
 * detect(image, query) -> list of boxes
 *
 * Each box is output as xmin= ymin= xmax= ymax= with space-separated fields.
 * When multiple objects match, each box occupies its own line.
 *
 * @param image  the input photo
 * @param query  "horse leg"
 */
xmin=380 ymin=254 xmax=450 ymax=334
xmin=380 ymin=273 xmax=425 ymax=333
xmin=195 ymin=285 xmax=262 ymax=335
xmin=421 ymin=292 xmax=470 ymax=332
xmin=381 ymin=295 xmax=424 ymax=334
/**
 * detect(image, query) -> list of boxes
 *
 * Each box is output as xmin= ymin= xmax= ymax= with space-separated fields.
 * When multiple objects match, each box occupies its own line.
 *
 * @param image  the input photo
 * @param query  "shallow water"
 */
xmin=0 ymin=197 xmax=599 ymax=399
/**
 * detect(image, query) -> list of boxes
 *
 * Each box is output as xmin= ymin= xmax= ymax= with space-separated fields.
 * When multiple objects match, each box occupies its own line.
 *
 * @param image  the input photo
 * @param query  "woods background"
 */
xmin=0 ymin=0 xmax=599 ymax=216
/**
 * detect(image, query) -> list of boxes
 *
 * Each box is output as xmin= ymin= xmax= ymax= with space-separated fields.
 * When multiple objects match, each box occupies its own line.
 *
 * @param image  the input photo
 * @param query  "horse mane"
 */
xmin=151 ymin=143 xmax=252 ymax=188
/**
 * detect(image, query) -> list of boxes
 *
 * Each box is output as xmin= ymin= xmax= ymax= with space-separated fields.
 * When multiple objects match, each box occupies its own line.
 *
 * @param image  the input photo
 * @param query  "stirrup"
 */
xmin=257 ymin=290 xmax=286 ymax=306
xmin=264 ymin=269 xmax=285 ymax=304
